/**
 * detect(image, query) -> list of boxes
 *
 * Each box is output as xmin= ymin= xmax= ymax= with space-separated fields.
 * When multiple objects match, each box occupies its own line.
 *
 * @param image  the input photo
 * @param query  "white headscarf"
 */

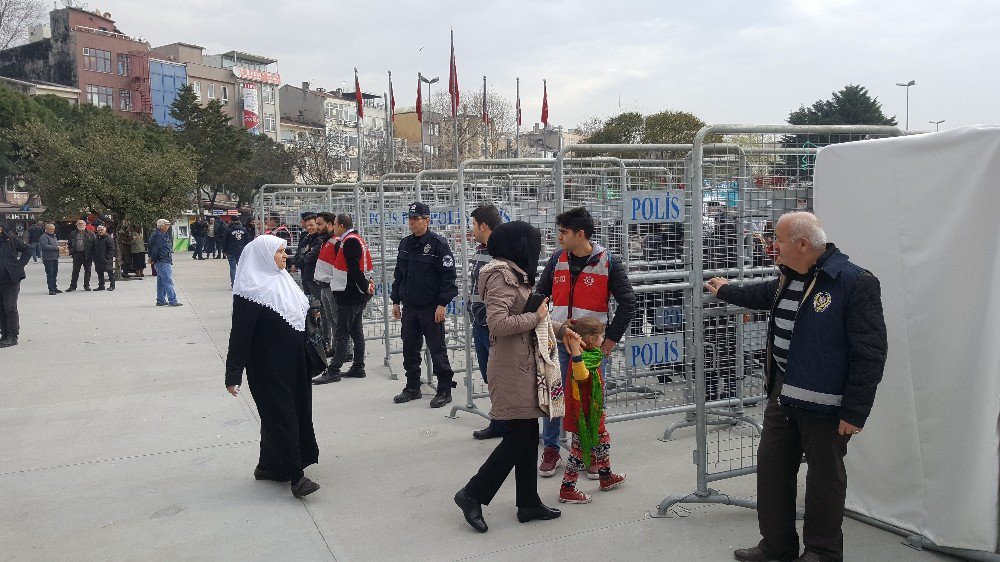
xmin=232 ymin=234 xmax=309 ymax=331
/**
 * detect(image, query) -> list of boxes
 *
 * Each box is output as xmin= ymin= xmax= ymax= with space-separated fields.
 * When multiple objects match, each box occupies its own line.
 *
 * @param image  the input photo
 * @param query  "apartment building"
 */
xmin=0 ymin=7 xmax=152 ymax=117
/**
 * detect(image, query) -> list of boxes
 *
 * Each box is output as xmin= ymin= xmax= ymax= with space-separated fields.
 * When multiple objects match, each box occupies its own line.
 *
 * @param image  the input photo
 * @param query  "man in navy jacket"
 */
xmin=706 ymin=212 xmax=887 ymax=562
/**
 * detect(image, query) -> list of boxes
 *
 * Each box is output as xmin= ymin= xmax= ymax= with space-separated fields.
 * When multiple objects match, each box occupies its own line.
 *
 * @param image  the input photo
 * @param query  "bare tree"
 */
xmin=287 ymin=131 xmax=351 ymax=184
xmin=0 ymin=0 xmax=45 ymax=51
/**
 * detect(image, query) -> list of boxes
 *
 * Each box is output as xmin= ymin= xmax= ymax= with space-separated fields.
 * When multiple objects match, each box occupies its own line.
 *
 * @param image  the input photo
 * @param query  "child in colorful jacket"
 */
xmin=558 ymin=316 xmax=626 ymax=504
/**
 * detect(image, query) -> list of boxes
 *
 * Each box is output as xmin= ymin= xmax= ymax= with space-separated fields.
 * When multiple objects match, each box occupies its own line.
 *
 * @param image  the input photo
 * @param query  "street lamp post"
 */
xmin=896 ymin=80 xmax=916 ymax=130
xmin=929 ymin=119 xmax=944 ymax=132
xmin=419 ymin=74 xmax=439 ymax=170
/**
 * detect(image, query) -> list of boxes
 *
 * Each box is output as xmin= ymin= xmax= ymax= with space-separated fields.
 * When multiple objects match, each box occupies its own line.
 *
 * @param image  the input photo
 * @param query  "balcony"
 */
xmin=71 ymin=25 xmax=143 ymax=43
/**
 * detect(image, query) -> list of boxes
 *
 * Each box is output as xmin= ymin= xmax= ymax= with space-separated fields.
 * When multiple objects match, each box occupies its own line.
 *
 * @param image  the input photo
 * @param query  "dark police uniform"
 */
xmin=390 ymin=203 xmax=459 ymax=398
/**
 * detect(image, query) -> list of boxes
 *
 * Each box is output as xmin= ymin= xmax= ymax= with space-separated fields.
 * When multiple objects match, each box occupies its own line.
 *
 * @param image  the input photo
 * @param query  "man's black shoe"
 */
xmin=473 ymin=425 xmax=503 ymax=440
xmin=49 ymin=291 xmax=57 ymax=295
xmin=733 ymin=546 xmax=798 ymax=562
xmin=430 ymin=390 xmax=452 ymax=408
xmin=66 ymin=287 xmax=76 ymax=292
xmin=107 ymin=286 xmax=115 ymax=291
xmin=312 ymin=372 xmax=341 ymax=384
xmin=94 ymin=286 xmax=105 ymax=291
xmin=156 ymin=302 xmax=166 ymax=306
xmin=169 ymin=302 xmax=184 ymax=307
xmin=84 ymin=286 xmax=91 ymax=291
xmin=0 ymin=337 xmax=18 ymax=348
xmin=516 ymin=503 xmax=561 ymax=523
xmin=393 ymin=387 xmax=421 ymax=403
xmin=342 ymin=367 xmax=366 ymax=378
xmin=454 ymin=488 xmax=488 ymax=532
xmin=55 ymin=289 xmax=63 ymax=293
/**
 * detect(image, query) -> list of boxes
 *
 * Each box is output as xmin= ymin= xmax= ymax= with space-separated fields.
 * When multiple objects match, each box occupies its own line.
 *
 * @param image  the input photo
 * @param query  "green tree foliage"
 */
xmin=787 ymin=84 xmax=897 ymax=126
xmin=170 ymin=84 xmax=292 ymax=207
xmin=783 ymin=84 xmax=899 ymax=177
xmin=641 ymin=110 xmax=709 ymax=145
xmin=583 ymin=111 xmax=644 ymax=144
xmin=14 ymin=110 xmax=197 ymax=230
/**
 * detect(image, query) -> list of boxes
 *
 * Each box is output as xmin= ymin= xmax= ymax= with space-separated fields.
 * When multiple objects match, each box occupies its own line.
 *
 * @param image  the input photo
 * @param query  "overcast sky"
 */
xmin=104 ymin=0 xmax=999 ymax=132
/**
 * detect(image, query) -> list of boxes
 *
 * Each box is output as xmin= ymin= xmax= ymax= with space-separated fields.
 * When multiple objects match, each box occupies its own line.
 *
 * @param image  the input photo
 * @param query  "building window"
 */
xmin=263 ymin=113 xmax=275 ymax=133
xmin=262 ymin=84 xmax=275 ymax=104
xmin=117 ymin=53 xmax=130 ymax=76
xmin=193 ymin=81 xmax=201 ymax=100
xmin=207 ymin=83 xmax=215 ymax=99
xmin=221 ymin=85 xmax=228 ymax=103
xmin=119 ymin=89 xmax=133 ymax=111
xmin=83 ymin=48 xmax=112 ymax=73
xmin=85 ymin=84 xmax=113 ymax=108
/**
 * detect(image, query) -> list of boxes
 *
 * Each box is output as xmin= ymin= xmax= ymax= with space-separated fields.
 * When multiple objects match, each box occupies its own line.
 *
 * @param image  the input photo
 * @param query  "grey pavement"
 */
xmin=0 ymin=256 xmax=950 ymax=561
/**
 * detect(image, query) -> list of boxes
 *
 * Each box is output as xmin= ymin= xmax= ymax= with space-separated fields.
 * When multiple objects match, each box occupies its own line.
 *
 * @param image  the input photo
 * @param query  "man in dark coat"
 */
xmin=706 ymin=212 xmax=887 ymax=562
xmin=0 ymin=221 xmax=30 ymax=346
xmin=191 ymin=218 xmax=209 ymax=260
xmin=390 ymin=202 xmax=459 ymax=407
xmin=92 ymin=225 xmax=117 ymax=291
xmin=27 ymin=221 xmax=43 ymax=263
xmin=66 ymin=219 xmax=95 ymax=291
xmin=222 ymin=220 xmax=251 ymax=286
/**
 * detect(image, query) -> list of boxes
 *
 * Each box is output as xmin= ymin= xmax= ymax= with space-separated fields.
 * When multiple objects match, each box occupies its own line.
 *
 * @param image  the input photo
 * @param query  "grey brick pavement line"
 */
xmin=0 ymin=439 xmax=259 ymax=477
xmin=452 ymin=515 xmax=652 ymax=561
xmin=174 ymin=271 xmax=338 ymax=561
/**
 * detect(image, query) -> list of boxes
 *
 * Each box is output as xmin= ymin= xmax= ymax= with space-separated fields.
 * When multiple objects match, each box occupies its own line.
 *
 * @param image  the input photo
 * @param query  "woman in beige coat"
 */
xmin=454 ymin=221 xmax=561 ymax=533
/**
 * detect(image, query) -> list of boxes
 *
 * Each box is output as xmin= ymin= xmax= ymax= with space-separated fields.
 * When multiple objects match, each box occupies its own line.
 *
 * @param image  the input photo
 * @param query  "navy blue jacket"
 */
xmin=0 ymin=232 xmax=29 ymax=284
xmin=717 ymin=245 xmax=887 ymax=427
xmin=222 ymin=224 xmax=251 ymax=258
xmin=148 ymin=229 xmax=173 ymax=264
xmin=390 ymin=230 xmax=457 ymax=308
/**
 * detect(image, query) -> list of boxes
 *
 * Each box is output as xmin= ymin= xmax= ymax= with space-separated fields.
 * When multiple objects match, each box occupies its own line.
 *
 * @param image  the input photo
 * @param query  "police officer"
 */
xmin=390 ymin=202 xmax=459 ymax=408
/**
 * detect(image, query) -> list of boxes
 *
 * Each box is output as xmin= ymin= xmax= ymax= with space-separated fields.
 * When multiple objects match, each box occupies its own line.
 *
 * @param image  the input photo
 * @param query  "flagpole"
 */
xmin=384 ymin=92 xmax=392 ymax=173
xmin=482 ymin=75 xmax=488 ymax=158
xmin=417 ymin=73 xmax=425 ymax=170
xmin=515 ymin=77 xmax=520 ymax=158
xmin=387 ymin=71 xmax=395 ymax=172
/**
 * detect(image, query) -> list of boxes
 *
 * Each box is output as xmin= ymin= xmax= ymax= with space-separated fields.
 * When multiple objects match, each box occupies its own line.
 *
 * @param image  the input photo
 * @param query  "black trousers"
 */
xmin=401 ymin=304 xmax=454 ymax=390
xmin=328 ymin=301 xmax=365 ymax=373
xmin=465 ymin=418 xmax=542 ymax=508
xmin=43 ymin=259 xmax=58 ymax=292
xmin=757 ymin=398 xmax=851 ymax=560
xmin=0 ymin=281 xmax=20 ymax=338
xmin=69 ymin=253 xmax=92 ymax=289
xmin=193 ymin=235 xmax=206 ymax=258
xmin=97 ymin=269 xmax=116 ymax=289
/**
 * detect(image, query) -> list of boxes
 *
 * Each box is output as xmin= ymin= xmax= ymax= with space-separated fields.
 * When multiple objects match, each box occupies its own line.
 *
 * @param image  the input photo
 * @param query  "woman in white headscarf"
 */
xmin=225 ymin=235 xmax=321 ymax=498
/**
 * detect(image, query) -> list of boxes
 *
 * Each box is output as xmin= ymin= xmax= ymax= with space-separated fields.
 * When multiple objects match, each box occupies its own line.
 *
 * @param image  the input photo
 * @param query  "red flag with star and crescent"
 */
xmin=448 ymin=30 xmax=459 ymax=117
xmin=541 ymin=80 xmax=548 ymax=126
xmin=354 ymin=69 xmax=364 ymax=119
xmin=416 ymin=74 xmax=422 ymax=123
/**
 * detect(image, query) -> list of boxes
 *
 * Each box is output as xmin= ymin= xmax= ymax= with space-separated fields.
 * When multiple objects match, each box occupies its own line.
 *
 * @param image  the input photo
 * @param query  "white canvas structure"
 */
xmin=813 ymin=125 xmax=1000 ymax=554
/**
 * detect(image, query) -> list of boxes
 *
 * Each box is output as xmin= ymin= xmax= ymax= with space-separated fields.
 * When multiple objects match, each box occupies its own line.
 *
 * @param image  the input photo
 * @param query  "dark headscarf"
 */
xmin=0 ymin=221 xmax=13 ymax=241
xmin=487 ymin=220 xmax=542 ymax=287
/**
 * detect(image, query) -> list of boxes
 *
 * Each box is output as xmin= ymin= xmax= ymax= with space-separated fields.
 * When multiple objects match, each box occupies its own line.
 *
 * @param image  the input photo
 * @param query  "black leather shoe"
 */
xmin=169 ymin=302 xmax=184 ymax=307
xmin=94 ymin=286 xmax=105 ymax=291
xmin=0 ymin=336 xmax=18 ymax=348
xmin=734 ymin=546 xmax=798 ymax=562
xmin=291 ymin=477 xmax=320 ymax=498
xmin=253 ymin=467 xmax=288 ymax=482
xmin=84 ymin=286 xmax=91 ymax=291
xmin=393 ymin=387 xmax=421 ymax=403
xmin=342 ymin=368 xmax=366 ymax=378
xmin=791 ymin=552 xmax=824 ymax=562
xmin=473 ymin=425 xmax=503 ymax=440
xmin=454 ymin=488 xmax=488 ymax=532
xmin=312 ymin=372 xmax=342 ymax=384
xmin=156 ymin=302 xmax=166 ymax=306
xmin=516 ymin=503 xmax=561 ymax=523
xmin=66 ymin=287 xmax=76 ymax=292
xmin=430 ymin=390 xmax=452 ymax=408
xmin=49 ymin=291 xmax=57 ymax=295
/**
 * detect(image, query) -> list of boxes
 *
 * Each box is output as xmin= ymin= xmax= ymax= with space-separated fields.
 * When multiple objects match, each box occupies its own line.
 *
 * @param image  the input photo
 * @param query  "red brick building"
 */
xmin=0 ymin=7 xmax=152 ymax=118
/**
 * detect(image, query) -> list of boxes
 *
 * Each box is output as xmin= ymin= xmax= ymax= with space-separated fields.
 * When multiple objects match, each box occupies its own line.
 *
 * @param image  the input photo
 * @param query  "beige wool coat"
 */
xmin=478 ymin=258 xmax=546 ymax=420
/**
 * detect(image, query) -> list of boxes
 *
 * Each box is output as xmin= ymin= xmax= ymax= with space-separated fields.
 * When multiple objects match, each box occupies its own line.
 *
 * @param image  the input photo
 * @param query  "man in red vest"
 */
xmin=312 ymin=213 xmax=374 ymax=384
xmin=535 ymin=207 xmax=636 ymax=476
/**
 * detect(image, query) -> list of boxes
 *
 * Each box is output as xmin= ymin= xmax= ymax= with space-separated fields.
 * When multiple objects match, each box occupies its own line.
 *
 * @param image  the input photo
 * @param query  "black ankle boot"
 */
xmin=516 ymin=503 xmax=561 ymax=523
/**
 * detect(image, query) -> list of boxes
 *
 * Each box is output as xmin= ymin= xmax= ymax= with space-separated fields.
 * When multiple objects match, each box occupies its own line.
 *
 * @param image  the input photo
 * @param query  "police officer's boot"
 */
xmin=430 ymin=379 xmax=456 ymax=408
xmin=393 ymin=386 xmax=421 ymax=403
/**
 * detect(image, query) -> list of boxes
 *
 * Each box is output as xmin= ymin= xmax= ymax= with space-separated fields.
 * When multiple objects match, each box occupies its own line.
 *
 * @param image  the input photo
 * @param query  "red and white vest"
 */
xmin=550 ymin=249 xmax=610 ymax=325
xmin=325 ymin=230 xmax=373 ymax=291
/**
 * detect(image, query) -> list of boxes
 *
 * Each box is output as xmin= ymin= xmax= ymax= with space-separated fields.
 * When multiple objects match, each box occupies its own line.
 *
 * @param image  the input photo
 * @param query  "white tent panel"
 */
xmin=814 ymin=126 xmax=1000 ymax=553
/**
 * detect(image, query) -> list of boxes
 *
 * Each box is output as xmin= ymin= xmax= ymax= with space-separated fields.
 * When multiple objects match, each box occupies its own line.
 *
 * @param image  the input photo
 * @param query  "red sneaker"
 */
xmin=599 ymin=472 xmax=626 ymax=491
xmin=538 ymin=446 xmax=562 ymax=477
xmin=558 ymin=487 xmax=592 ymax=504
xmin=586 ymin=465 xmax=600 ymax=480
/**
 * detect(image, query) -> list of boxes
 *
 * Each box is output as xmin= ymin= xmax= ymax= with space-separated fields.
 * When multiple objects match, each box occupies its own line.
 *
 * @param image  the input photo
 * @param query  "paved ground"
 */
xmin=0 ymin=257 xmax=951 ymax=561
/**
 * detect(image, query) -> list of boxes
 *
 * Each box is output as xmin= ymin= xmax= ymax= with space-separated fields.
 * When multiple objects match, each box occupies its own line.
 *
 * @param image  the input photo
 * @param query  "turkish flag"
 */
xmin=390 ymin=79 xmax=396 ymax=122
xmin=355 ymin=71 xmax=364 ymax=119
xmin=516 ymin=91 xmax=522 ymax=127
xmin=541 ymin=80 xmax=548 ymax=126
xmin=416 ymin=75 xmax=422 ymax=123
xmin=448 ymin=31 xmax=459 ymax=117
